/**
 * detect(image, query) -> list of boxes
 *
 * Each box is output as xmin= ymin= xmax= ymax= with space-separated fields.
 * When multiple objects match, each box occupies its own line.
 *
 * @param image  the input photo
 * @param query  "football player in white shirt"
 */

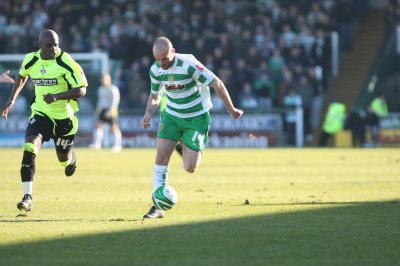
xmin=91 ymin=73 xmax=122 ymax=152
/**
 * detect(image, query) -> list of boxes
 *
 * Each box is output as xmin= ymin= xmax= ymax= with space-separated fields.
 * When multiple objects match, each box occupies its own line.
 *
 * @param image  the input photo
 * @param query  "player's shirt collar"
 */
xmin=37 ymin=49 xmax=62 ymax=60
xmin=170 ymin=56 xmax=177 ymax=68
xmin=154 ymin=55 xmax=177 ymax=70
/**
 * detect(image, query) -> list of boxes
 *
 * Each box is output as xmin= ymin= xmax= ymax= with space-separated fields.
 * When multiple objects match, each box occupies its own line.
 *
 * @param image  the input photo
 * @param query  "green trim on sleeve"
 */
xmin=56 ymin=51 xmax=77 ymax=84
xmin=187 ymin=65 xmax=196 ymax=77
xmin=19 ymin=52 xmax=38 ymax=77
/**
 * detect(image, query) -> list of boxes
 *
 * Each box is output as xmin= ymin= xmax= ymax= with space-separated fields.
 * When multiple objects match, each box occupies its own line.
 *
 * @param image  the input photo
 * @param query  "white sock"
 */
xmin=114 ymin=129 xmax=122 ymax=147
xmin=153 ymin=164 xmax=168 ymax=191
xmin=69 ymin=151 xmax=76 ymax=165
xmin=94 ymin=128 xmax=103 ymax=147
xmin=22 ymin=181 xmax=33 ymax=195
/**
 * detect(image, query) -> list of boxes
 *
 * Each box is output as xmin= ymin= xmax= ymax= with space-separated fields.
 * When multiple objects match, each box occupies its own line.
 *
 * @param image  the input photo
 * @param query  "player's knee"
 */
xmin=155 ymin=154 xmax=170 ymax=165
xmin=183 ymin=163 xmax=197 ymax=173
xmin=57 ymin=150 xmax=73 ymax=166
xmin=184 ymin=166 xmax=196 ymax=173
xmin=23 ymin=142 xmax=38 ymax=155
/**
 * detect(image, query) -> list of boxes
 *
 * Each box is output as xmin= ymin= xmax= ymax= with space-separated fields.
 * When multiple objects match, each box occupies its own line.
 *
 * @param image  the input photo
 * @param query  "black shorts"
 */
xmin=25 ymin=113 xmax=76 ymax=154
xmin=98 ymin=108 xmax=118 ymax=124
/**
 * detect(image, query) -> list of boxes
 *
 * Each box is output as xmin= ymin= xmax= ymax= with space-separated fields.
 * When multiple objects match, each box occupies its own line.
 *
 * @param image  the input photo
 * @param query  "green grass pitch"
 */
xmin=0 ymin=148 xmax=399 ymax=266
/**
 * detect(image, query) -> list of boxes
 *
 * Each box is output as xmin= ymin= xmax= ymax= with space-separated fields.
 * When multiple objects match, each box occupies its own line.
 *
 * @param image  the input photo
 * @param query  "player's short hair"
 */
xmin=153 ymin=37 xmax=173 ymax=54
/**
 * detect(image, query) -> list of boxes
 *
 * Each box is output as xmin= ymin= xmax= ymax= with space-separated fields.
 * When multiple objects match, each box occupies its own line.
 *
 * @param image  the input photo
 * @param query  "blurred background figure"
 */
xmin=366 ymin=94 xmax=388 ymax=147
xmin=0 ymin=70 xmax=14 ymax=83
xmin=345 ymin=108 xmax=366 ymax=147
xmin=283 ymin=88 xmax=302 ymax=146
xmin=0 ymin=0 xmax=393 ymax=148
xmin=365 ymin=105 xmax=380 ymax=147
xmin=318 ymin=101 xmax=346 ymax=146
xmin=239 ymin=82 xmax=259 ymax=110
xmin=370 ymin=94 xmax=388 ymax=118
xmin=90 ymin=73 xmax=122 ymax=152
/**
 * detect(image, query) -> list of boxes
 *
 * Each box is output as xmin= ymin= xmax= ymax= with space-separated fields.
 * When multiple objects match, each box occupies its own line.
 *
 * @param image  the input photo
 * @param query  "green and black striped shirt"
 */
xmin=19 ymin=49 xmax=88 ymax=119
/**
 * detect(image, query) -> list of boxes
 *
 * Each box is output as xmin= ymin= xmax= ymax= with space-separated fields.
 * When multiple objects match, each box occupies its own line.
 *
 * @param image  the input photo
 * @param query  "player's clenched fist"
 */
xmin=140 ymin=114 xmax=151 ymax=129
xmin=229 ymin=108 xmax=244 ymax=119
xmin=2 ymin=100 xmax=14 ymax=120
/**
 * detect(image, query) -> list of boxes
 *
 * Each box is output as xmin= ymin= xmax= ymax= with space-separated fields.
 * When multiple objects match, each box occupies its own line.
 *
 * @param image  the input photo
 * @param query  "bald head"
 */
xmin=39 ymin=29 xmax=59 ymax=60
xmin=153 ymin=37 xmax=175 ymax=70
xmin=153 ymin=37 xmax=173 ymax=55
xmin=39 ymin=29 xmax=58 ymax=44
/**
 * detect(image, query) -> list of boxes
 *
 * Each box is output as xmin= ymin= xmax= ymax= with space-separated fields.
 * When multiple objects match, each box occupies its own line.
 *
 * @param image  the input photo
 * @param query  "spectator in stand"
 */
xmin=384 ymin=1 xmax=398 ymax=33
xmin=5 ymin=33 xmax=28 ymax=53
xmin=345 ymin=108 xmax=366 ymax=147
xmin=286 ymin=45 xmax=307 ymax=69
xmin=299 ymin=26 xmax=316 ymax=57
xmin=0 ymin=0 xmax=339 ymax=118
xmin=217 ymin=67 xmax=237 ymax=105
xmin=268 ymin=48 xmax=285 ymax=82
xmin=283 ymin=88 xmax=302 ymax=146
xmin=234 ymin=58 xmax=253 ymax=90
xmin=253 ymin=69 xmax=277 ymax=103
xmin=310 ymin=29 xmax=330 ymax=90
xmin=371 ymin=94 xmax=388 ymax=118
xmin=244 ymin=45 xmax=261 ymax=70
xmin=365 ymin=105 xmax=380 ymax=147
xmin=334 ymin=0 xmax=355 ymax=51
xmin=308 ymin=67 xmax=324 ymax=130
xmin=125 ymin=62 xmax=148 ymax=109
xmin=276 ymin=66 xmax=296 ymax=106
xmin=281 ymin=24 xmax=297 ymax=48
xmin=369 ymin=94 xmax=389 ymax=146
xmin=297 ymin=75 xmax=315 ymax=142
xmin=239 ymin=82 xmax=259 ymax=110
xmin=319 ymin=101 xmax=346 ymax=147
xmin=308 ymin=2 xmax=330 ymax=29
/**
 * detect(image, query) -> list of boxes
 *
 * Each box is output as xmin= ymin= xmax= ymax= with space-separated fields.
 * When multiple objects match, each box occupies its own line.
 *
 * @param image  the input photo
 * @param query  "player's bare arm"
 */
xmin=210 ymin=77 xmax=243 ymax=119
xmin=140 ymin=93 xmax=162 ymax=129
xmin=0 ymin=70 xmax=14 ymax=83
xmin=43 ymin=87 xmax=86 ymax=104
xmin=2 ymin=75 xmax=29 ymax=120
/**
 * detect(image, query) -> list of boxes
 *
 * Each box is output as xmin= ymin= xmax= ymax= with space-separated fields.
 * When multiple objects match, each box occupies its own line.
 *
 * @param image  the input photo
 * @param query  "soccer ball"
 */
xmin=152 ymin=185 xmax=178 ymax=210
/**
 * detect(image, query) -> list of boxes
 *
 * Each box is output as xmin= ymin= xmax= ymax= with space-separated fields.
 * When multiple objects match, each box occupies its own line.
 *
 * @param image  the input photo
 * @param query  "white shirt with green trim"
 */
xmin=149 ymin=53 xmax=216 ymax=119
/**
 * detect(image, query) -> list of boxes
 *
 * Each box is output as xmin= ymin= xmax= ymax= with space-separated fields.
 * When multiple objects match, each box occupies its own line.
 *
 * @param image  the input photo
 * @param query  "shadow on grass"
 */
xmin=240 ymin=200 xmax=400 ymax=206
xmin=0 ymin=218 xmax=83 ymax=223
xmin=0 ymin=218 xmax=140 ymax=223
xmin=0 ymin=200 xmax=399 ymax=266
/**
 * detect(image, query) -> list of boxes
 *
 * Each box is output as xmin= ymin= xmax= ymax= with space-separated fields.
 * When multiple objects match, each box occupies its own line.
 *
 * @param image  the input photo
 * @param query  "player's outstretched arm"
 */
xmin=0 ymin=70 xmax=14 ymax=83
xmin=43 ymin=87 xmax=86 ymax=104
xmin=210 ymin=77 xmax=243 ymax=119
xmin=2 ymin=75 xmax=28 ymax=120
xmin=140 ymin=93 xmax=161 ymax=129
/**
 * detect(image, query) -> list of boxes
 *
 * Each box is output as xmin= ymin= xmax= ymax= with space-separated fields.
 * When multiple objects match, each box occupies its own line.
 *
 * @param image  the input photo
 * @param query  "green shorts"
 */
xmin=158 ymin=111 xmax=211 ymax=151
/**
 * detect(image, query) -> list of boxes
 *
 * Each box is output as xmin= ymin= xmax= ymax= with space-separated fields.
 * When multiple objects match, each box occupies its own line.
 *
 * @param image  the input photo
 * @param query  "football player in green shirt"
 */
xmin=1 ymin=29 xmax=88 ymax=213
xmin=140 ymin=37 xmax=243 ymax=218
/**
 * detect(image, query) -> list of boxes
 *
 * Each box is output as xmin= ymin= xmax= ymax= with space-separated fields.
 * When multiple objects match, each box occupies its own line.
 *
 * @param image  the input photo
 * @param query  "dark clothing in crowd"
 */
xmin=345 ymin=111 xmax=366 ymax=147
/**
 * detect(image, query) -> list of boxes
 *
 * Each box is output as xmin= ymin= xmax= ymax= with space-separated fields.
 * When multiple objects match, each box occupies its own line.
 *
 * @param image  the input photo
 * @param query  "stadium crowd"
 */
xmin=0 ymin=0 xmax=366 ymax=141
xmin=385 ymin=0 xmax=400 ymax=33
